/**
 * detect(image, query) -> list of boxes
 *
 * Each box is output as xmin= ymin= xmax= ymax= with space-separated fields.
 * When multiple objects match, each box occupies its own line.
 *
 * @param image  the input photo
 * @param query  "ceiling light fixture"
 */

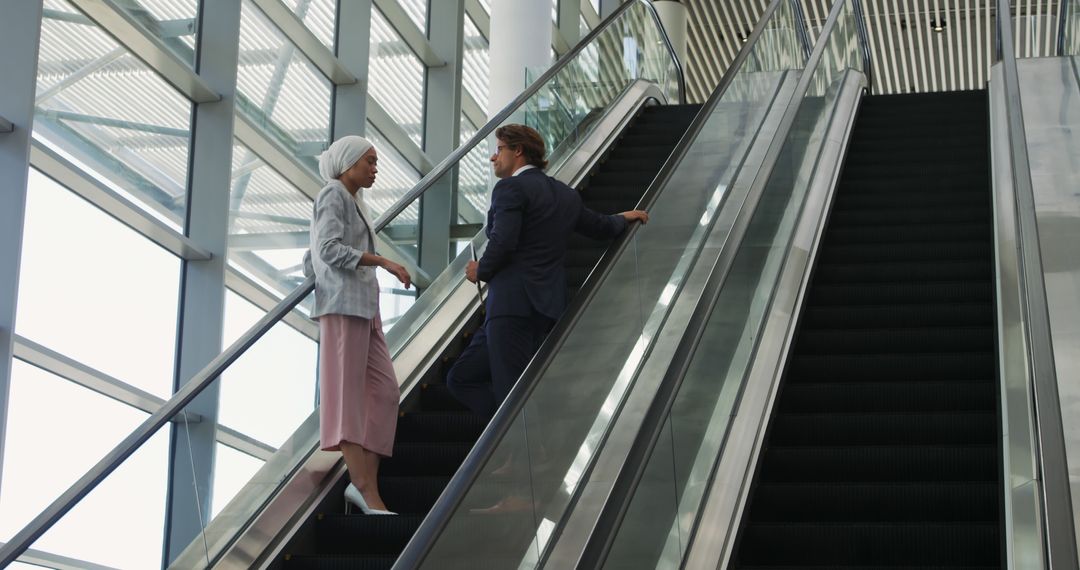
xmin=931 ymin=18 xmax=946 ymax=32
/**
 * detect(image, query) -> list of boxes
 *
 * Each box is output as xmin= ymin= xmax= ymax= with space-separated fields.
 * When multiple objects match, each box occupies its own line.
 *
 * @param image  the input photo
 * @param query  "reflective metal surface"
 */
xmin=1014 ymin=55 xmax=1080 ymax=563
xmin=988 ymin=66 xmax=1047 ymax=570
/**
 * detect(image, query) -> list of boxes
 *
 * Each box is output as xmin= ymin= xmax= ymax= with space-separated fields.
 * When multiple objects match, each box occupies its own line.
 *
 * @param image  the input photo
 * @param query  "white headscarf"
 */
xmin=318 ymin=135 xmax=374 ymax=182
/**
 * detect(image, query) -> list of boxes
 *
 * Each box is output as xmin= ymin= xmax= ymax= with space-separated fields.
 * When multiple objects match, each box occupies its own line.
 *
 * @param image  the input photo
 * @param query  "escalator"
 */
xmin=729 ymin=89 xmax=1001 ymax=568
xmin=277 ymin=102 xmax=701 ymax=570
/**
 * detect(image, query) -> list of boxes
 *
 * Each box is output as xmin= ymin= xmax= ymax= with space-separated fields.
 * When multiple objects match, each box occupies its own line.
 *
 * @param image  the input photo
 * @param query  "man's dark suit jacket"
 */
xmin=477 ymin=167 xmax=628 ymax=320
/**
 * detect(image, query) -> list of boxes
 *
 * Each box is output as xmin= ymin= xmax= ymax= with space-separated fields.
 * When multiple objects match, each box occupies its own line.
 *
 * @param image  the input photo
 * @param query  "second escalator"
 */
xmin=730 ymin=90 xmax=1001 ymax=569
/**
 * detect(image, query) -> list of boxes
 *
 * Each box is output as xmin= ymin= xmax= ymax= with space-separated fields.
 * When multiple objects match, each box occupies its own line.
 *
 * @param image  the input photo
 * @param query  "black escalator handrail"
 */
xmin=849 ymin=0 xmax=874 ymax=93
xmin=574 ymin=0 xmax=855 ymax=566
xmin=0 ymin=3 xmax=687 ymax=567
xmin=392 ymin=1 xmax=794 ymax=568
xmin=995 ymin=0 xmax=1080 ymax=566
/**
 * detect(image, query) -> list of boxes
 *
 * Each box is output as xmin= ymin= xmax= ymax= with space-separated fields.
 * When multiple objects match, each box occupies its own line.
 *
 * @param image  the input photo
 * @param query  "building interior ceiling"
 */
xmin=683 ymin=0 xmax=1063 ymax=102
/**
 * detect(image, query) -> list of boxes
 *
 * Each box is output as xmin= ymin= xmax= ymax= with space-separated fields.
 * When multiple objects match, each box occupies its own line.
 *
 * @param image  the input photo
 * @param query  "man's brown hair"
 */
xmin=495 ymin=124 xmax=548 ymax=169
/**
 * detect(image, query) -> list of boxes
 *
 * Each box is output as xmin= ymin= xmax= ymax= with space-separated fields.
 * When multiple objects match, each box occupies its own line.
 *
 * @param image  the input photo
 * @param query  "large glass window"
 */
xmin=0 ymin=362 xmax=169 ymax=569
xmin=364 ymin=123 xmax=422 ymax=221
xmin=227 ymin=140 xmax=311 ymax=300
xmin=283 ymin=0 xmax=336 ymax=50
xmin=119 ymin=0 xmax=199 ymax=65
xmin=218 ymin=291 xmax=317 ymax=448
xmin=237 ymin=0 xmax=333 ymax=173
xmin=398 ymin=0 xmax=429 ymax=34
xmin=35 ymin=0 xmax=194 ymax=232
xmin=16 ymin=169 xmax=181 ymax=399
xmin=463 ymin=14 xmax=490 ymax=112
xmin=369 ymin=7 xmax=426 ymax=147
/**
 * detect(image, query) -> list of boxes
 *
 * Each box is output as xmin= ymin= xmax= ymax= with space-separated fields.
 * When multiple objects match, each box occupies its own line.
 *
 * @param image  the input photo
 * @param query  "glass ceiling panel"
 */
xmin=397 ymin=0 xmax=429 ymax=35
xmin=112 ymin=0 xmax=198 ymax=66
xmin=281 ymin=0 xmax=336 ymax=51
xmin=227 ymin=140 xmax=312 ymax=300
xmin=237 ymin=0 xmax=332 ymax=173
xmin=463 ymin=14 xmax=489 ymax=112
xmin=369 ymin=7 xmax=426 ymax=147
xmin=36 ymin=0 xmax=193 ymax=232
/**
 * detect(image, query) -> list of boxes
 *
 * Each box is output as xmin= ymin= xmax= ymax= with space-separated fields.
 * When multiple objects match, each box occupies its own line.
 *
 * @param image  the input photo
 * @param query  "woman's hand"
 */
xmin=381 ymin=259 xmax=412 ymax=289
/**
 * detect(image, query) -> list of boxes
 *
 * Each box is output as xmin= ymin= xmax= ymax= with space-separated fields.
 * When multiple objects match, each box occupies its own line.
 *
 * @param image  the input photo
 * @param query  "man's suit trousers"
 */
xmin=445 ymin=312 xmax=555 ymax=419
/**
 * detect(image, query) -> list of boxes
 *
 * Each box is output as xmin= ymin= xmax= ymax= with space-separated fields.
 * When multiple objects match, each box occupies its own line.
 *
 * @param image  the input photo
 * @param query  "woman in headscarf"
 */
xmin=303 ymin=135 xmax=411 ymax=515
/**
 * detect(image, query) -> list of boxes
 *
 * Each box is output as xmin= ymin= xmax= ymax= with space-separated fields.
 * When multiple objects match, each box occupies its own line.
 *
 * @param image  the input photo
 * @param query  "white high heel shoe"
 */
xmin=344 ymin=483 xmax=396 ymax=515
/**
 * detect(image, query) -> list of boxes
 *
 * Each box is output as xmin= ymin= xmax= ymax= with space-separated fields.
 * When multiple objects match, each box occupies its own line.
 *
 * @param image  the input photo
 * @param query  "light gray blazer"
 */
xmin=303 ymin=180 xmax=379 ymax=319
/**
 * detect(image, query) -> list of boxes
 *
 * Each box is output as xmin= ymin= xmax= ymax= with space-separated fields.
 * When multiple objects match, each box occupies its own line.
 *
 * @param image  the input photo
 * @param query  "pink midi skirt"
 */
xmin=318 ymin=313 xmax=398 ymax=457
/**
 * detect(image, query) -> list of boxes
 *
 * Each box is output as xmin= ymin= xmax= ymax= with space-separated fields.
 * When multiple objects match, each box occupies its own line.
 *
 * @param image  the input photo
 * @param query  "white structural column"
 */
xmin=652 ymin=0 xmax=687 ymax=65
xmin=162 ymin=1 xmax=241 ymax=564
xmin=558 ymin=0 xmax=583 ymax=53
xmin=419 ymin=0 xmax=465 ymax=279
xmin=489 ymin=0 xmax=553 ymax=120
xmin=0 ymin=1 xmax=43 ymax=494
xmin=332 ymin=0 xmax=373 ymax=139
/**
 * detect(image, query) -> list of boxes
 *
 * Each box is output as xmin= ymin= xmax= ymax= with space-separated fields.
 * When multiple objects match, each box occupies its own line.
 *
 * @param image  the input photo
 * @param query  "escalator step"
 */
xmin=824 ymin=223 xmax=990 ymax=245
xmin=799 ymin=303 xmax=993 ymax=329
xmin=828 ymin=206 xmax=990 ymax=226
xmin=845 ymin=146 xmax=986 ymax=163
xmin=314 ymin=514 xmax=425 ymax=554
xmin=747 ymin=482 xmax=999 ymax=522
xmin=759 ymin=445 xmax=998 ymax=483
xmin=586 ymin=169 xmax=659 ymax=188
xmin=777 ymin=381 xmax=995 ymax=414
xmin=283 ymin=555 xmax=396 ymax=570
xmin=735 ymin=522 xmax=999 ymax=566
xmin=580 ymin=183 xmax=646 ymax=203
xmin=838 ymin=177 xmax=989 ymax=194
xmin=793 ymin=326 xmax=994 ymax=354
xmin=378 ymin=475 xmax=451 ymax=514
xmin=832 ymin=191 xmax=987 ymax=210
xmin=806 ymin=281 xmax=992 ymax=305
xmin=769 ymin=412 xmax=997 ymax=446
xmin=382 ymin=442 xmax=473 ymax=476
xmin=604 ymin=144 xmax=685 ymax=161
xmin=812 ymin=260 xmax=990 ymax=283
xmin=395 ymin=412 xmax=486 ymax=443
xmin=417 ymin=383 xmax=470 ymax=412
xmin=786 ymin=352 xmax=995 ymax=382
xmin=817 ymin=241 xmax=991 ymax=264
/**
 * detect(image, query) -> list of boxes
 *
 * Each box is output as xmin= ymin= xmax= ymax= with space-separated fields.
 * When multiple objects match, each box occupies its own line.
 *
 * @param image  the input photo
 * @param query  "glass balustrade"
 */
xmin=600 ymin=2 xmax=866 ymax=567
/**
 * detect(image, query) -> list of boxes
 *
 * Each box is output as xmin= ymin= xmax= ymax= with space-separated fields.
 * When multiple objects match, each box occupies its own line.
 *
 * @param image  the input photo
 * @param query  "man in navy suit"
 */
xmin=447 ymin=124 xmax=649 ymax=418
